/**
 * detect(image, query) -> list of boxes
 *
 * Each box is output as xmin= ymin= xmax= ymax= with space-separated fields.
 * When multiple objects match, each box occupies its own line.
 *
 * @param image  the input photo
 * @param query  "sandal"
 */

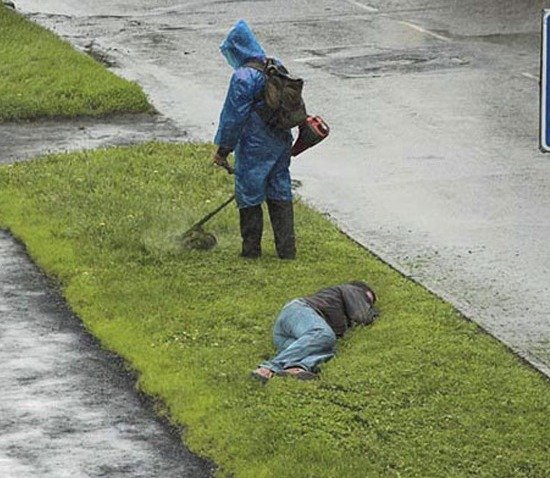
xmin=278 ymin=367 xmax=318 ymax=381
xmin=251 ymin=367 xmax=273 ymax=383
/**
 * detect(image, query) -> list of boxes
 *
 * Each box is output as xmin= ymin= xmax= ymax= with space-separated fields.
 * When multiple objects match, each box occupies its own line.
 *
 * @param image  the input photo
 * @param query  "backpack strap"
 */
xmin=244 ymin=59 xmax=267 ymax=72
xmin=243 ymin=58 xmax=298 ymax=128
xmin=244 ymin=59 xmax=269 ymax=105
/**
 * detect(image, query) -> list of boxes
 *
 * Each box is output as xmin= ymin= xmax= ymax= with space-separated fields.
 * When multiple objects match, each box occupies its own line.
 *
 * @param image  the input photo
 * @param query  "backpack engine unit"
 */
xmin=246 ymin=58 xmax=330 ymax=155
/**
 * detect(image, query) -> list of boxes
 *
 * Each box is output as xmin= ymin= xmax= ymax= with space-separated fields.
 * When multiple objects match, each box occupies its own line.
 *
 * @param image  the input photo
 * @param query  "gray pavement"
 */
xmin=14 ymin=0 xmax=550 ymax=375
xmin=0 ymin=231 xmax=214 ymax=477
xmin=0 ymin=114 xmax=186 ymax=164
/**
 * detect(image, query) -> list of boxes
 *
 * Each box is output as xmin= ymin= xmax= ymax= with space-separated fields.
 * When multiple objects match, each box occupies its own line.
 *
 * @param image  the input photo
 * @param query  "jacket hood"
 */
xmin=220 ymin=19 xmax=266 ymax=69
xmin=349 ymin=281 xmax=377 ymax=304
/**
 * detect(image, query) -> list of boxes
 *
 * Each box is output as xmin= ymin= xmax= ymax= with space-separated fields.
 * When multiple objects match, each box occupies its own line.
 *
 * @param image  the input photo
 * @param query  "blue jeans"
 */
xmin=260 ymin=300 xmax=337 ymax=373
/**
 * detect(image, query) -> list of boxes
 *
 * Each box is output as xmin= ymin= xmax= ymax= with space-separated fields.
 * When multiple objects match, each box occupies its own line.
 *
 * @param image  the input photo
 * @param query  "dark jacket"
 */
xmin=302 ymin=282 xmax=378 ymax=337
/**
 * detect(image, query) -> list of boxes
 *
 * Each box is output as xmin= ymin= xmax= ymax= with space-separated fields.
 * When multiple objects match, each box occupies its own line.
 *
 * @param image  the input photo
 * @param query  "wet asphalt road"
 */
xmin=0 ymin=114 xmax=186 ymax=164
xmin=0 ymin=231 xmax=214 ymax=477
xmin=14 ymin=0 xmax=550 ymax=375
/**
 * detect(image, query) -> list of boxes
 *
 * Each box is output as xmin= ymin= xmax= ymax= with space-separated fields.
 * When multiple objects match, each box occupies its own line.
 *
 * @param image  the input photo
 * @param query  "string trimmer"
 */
xmin=180 ymin=158 xmax=235 ymax=251
xmin=181 ymin=115 xmax=329 ymax=251
xmin=180 ymin=193 xmax=235 ymax=250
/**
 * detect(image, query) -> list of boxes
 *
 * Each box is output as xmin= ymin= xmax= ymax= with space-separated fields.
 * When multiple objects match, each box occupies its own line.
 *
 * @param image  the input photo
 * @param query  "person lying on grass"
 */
xmin=252 ymin=281 xmax=379 ymax=382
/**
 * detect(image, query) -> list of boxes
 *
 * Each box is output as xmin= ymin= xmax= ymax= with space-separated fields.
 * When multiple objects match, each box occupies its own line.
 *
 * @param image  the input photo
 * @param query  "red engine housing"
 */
xmin=291 ymin=115 xmax=330 ymax=157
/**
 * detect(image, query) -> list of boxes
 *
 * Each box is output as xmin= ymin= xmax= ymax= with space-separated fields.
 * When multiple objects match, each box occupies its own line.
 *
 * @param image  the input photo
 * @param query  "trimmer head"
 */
xmin=178 ymin=194 xmax=235 ymax=251
xmin=180 ymin=227 xmax=217 ymax=251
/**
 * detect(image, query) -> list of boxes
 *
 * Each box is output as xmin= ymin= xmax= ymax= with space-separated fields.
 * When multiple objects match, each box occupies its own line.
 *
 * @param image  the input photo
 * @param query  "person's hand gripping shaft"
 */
xmin=213 ymin=147 xmax=234 ymax=174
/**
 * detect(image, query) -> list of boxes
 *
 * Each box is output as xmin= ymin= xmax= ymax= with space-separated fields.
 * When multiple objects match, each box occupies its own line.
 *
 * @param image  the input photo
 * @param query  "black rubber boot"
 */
xmin=267 ymin=200 xmax=296 ymax=259
xmin=239 ymin=205 xmax=263 ymax=258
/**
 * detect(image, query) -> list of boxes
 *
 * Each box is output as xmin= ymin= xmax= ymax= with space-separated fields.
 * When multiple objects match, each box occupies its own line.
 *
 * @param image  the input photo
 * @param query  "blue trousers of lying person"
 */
xmin=260 ymin=299 xmax=336 ymax=374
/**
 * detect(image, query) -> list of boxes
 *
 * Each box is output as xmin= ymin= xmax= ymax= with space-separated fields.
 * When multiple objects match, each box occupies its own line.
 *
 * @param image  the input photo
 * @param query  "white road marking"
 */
xmin=521 ymin=72 xmax=540 ymax=82
xmin=398 ymin=20 xmax=451 ymax=42
xmin=293 ymin=56 xmax=325 ymax=63
xmin=344 ymin=0 xmax=379 ymax=13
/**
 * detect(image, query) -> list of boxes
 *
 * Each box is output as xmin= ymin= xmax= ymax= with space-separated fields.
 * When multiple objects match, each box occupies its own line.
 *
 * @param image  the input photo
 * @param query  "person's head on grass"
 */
xmin=349 ymin=280 xmax=377 ymax=304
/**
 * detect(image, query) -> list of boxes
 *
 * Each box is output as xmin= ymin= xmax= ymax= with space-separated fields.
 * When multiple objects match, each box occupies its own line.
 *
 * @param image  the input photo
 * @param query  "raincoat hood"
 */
xmin=220 ymin=19 xmax=266 ymax=69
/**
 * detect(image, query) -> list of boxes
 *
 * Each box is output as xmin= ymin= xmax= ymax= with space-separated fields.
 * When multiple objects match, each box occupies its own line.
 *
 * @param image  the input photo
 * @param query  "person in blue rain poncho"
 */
xmin=213 ymin=20 xmax=296 ymax=259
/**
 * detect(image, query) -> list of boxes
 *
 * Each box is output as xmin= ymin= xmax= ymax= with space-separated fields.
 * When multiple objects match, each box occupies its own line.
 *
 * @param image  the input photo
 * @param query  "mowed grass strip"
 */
xmin=0 ymin=6 xmax=150 ymax=121
xmin=0 ymin=142 xmax=548 ymax=477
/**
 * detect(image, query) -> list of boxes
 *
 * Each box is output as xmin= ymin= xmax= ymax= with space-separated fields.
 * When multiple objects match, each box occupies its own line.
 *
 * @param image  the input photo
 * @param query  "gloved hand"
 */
xmin=213 ymin=148 xmax=234 ymax=174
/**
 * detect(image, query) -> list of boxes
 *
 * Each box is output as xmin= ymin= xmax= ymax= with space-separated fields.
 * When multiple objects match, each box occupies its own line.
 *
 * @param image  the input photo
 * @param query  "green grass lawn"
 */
xmin=0 ymin=142 xmax=548 ymax=477
xmin=0 ymin=6 xmax=150 ymax=121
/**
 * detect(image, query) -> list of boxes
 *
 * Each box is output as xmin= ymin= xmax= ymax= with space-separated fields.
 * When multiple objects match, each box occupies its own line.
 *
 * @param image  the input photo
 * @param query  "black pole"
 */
xmin=183 ymin=194 xmax=235 ymax=235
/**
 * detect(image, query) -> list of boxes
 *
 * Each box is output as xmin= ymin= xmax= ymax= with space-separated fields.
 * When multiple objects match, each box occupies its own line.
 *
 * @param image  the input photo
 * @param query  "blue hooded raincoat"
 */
xmin=214 ymin=20 xmax=293 ymax=209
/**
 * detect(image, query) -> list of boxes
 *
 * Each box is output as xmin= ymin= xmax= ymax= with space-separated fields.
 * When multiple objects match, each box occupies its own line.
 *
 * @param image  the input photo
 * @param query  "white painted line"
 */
xmin=344 ymin=0 xmax=379 ymax=13
xmin=398 ymin=20 xmax=451 ymax=42
xmin=522 ymin=72 xmax=540 ymax=82
xmin=293 ymin=56 xmax=324 ymax=63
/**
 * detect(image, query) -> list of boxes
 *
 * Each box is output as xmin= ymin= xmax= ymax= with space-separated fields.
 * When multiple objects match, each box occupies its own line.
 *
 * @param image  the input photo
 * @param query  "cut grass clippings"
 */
xmin=0 ymin=142 xmax=548 ymax=477
xmin=0 ymin=6 xmax=150 ymax=121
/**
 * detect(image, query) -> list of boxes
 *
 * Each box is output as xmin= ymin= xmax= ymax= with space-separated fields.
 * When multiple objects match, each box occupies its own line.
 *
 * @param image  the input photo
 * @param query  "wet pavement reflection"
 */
xmin=0 ymin=231 xmax=214 ymax=477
